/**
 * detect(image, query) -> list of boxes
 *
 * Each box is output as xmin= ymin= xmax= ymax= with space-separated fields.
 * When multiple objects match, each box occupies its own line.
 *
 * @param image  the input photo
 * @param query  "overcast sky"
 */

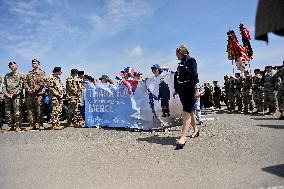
xmin=0 ymin=0 xmax=283 ymax=84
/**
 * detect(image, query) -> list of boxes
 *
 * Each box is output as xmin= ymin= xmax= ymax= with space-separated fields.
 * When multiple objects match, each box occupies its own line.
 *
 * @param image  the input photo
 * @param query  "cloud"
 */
xmin=87 ymin=0 xmax=157 ymax=36
xmin=0 ymin=0 xmax=78 ymax=60
xmin=126 ymin=46 xmax=143 ymax=57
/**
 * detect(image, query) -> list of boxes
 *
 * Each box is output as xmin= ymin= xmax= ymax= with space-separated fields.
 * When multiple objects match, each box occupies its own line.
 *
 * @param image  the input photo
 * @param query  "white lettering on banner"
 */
xmin=88 ymin=104 xmax=113 ymax=112
xmin=89 ymin=89 xmax=114 ymax=98
xmin=116 ymin=90 xmax=126 ymax=97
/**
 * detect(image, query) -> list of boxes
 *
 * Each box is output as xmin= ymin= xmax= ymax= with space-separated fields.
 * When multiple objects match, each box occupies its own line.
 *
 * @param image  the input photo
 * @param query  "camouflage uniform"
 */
xmin=228 ymin=77 xmax=235 ymax=111
xmin=223 ymin=76 xmax=229 ymax=109
xmin=24 ymin=69 xmax=46 ymax=129
xmin=274 ymin=67 xmax=284 ymax=118
xmin=47 ymin=75 xmax=64 ymax=128
xmin=242 ymin=75 xmax=254 ymax=112
xmin=234 ymin=77 xmax=243 ymax=111
xmin=0 ymin=77 xmax=4 ymax=126
xmin=66 ymin=75 xmax=80 ymax=126
xmin=263 ymin=72 xmax=278 ymax=114
xmin=252 ymin=74 xmax=264 ymax=113
xmin=3 ymin=71 xmax=25 ymax=130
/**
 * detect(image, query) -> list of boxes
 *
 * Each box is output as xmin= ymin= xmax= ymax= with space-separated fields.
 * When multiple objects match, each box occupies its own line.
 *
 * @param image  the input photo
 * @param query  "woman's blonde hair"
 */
xmin=176 ymin=44 xmax=189 ymax=55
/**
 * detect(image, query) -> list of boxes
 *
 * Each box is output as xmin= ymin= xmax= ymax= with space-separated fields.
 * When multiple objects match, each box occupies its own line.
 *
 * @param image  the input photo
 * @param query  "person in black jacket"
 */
xmin=213 ymin=81 xmax=222 ymax=109
xmin=173 ymin=44 xmax=199 ymax=150
xmin=158 ymin=78 xmax=170 ymax=117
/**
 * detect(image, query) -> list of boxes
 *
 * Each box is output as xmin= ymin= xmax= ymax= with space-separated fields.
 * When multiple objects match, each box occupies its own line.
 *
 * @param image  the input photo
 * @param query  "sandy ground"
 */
xmin=0 ymin=108 xmax=283 ymax=189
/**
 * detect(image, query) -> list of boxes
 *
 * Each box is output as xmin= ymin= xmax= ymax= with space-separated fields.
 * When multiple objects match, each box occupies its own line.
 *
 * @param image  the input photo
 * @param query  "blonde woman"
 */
xmin=173 ymin=44 xmax=199 ymax=150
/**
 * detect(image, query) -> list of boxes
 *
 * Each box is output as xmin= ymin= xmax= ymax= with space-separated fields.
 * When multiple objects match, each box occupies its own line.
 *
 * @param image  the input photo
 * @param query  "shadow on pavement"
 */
xmin=262 ymin=164 xmax=284 ymax=178
xmin=256 ymin=125 xmax=284 ymax=129
xmin=251 ymin=117 xmax=279 ymax=121
xmin=137 ymin=135 xmax=177 ymax=146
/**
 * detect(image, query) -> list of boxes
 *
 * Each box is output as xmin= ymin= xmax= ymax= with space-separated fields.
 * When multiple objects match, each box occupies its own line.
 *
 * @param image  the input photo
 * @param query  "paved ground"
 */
xmin=0 ymin=108 xmax=283 ymax=189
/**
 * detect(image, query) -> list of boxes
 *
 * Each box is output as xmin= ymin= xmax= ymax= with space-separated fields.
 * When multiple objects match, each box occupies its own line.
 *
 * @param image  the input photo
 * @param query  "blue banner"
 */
xmin=85 ymin=83 xmax=133 ymax=127
xmin=84 ymin=73 xmax=183 ymax=130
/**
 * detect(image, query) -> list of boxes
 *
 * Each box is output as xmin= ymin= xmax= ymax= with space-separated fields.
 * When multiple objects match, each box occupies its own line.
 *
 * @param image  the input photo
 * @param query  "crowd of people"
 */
xmin=196 ymin=64 xmax=284 ymax=120
xmin=0 ymin=58 xmax=170 ymax=132
xmin=0 ymin=44 xmax=283 ymax=151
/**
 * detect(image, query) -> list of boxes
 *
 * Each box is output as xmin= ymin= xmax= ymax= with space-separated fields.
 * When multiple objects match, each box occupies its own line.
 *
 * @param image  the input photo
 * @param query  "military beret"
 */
xmin=52 ymin=67 xmax=62 ymax=73
xmin=88 ymin=76 xmax=95 ymax=82
xmin=254 ymin=69 xmax=260 ymax=72
xmin=265 ymin=66 xmax=272 ymax=69
xmin=78 ymin=71 xmax=84 ymax=75
xmin=8 ymin=62 xmax=16 ymax=67
xmin=32 ymin=59 xmax=40 ymax=64
xmin=71 ymin=69 xmax=78 ymax=74
xmin=235 ymin=73 xmax=240 ymax=76
xmin=213 ymin=81 xmax=218 ymax=83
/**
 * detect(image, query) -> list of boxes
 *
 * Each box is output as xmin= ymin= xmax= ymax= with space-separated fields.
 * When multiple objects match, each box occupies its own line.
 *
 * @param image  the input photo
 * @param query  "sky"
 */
xmin=0 ymin=0 xmax=283 ymax=85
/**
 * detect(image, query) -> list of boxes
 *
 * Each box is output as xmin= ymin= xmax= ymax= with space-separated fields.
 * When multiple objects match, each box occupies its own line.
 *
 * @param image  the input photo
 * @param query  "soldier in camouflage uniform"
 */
xmin=234 ymin=73 xmax=243 ymax=112
xmin=223 ymin=75 xmax=229 ymax=110
xmin=228 ymin=76 xmax=235 ymax=112
xmin=24 ymin=59 xmax=46 ymax=131
xmin=242 ymin=70 xmax=254 ymax=113
xmin=0 ymin=76 xmax=4 ymax=127
xmin=47 ymin=67 xmax=65 ymax=130
xmin=77 ymin=71 xmax=84 ymax=119
xmin=66 ymin=69 xmax=80 ymax=126
xmin=263 ymin=66 xmax=278 ymax=115
xmin=2 ymin=62 xmax=25 ymax=132
xmin=273 ymin=65 xmax=284 ymax=119
xmin=252 ymin=69 xmax=265 ymax=114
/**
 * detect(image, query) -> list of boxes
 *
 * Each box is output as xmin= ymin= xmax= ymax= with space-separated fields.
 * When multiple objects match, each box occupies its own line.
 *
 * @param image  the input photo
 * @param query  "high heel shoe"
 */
xmin=174 ymin=142 xmax=186 ymax=150
xmin=190 ymin=130 xmax=199 ymax=138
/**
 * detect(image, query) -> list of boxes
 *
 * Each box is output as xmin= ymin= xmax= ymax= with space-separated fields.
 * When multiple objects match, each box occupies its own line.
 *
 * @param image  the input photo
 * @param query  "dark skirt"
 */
xmin=179 ymin=85 xmax=195 ymax=113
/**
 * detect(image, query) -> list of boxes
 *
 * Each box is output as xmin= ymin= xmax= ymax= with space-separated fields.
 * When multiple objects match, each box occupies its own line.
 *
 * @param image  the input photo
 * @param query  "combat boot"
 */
xmin=51 ymin=124 xmax=63 ymax=130
xmin=15 ymin=127 xmax=22 ymax=132
xmin=38 ymin=124 xmax=45 ymax=131
xmin=25 ymin=124 xmax=35 ymax=131
xmin=55 ymin=125 xmax=64 ymax=130
xmin=34 ymin=123 xmax=40 ymax=130
xmin=243 ymin=108 xmax=248 ymax=114
xmin=67 ymin=120 xmax=74 ymax=127
xmin=6 ymin=125 xmax=14 ymax=132
xmin=278 ymin=112 xmax=284 ymax=120
xmin=270 ymin=107 xmax=277 ymax=116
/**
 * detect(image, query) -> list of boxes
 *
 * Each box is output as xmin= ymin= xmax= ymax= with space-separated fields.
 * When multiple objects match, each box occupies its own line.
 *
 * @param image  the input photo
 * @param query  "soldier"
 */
xmin=209 ymin=83 xmax=214 ymax=107
xmin=77 ymin=71 xmax=84 ymax=100
xmin=242 ymin=70 xmax=254 ymax=113
xmin=66 ymin=69 xmax=80 ymax=126
xmin=228 ymin=76 xmax=235 ymax=112
xmin=252 ymin=69 xmax=265 ymax=114
xmin=273 ymin=65 xmax=284 ymax=119
xmin=203 ymin=83 xmax=211 ymax=108
xmin=0 ymin=76 xmax=4 ymax=127
xmin=2 ymin=62 xmax=25 ymax=132
xmin=47 ymin=67 xmax=65 ymax=130
xmin=263 ymin=66 xmax=278 ymax=115
xmin=24 ymin=59 xmax=46 ymax=131
xmin=223 ymin=75 xmax=229 ymax=110
xmin=213 ymin=81 xmax=221 ymax=109
xmin=234 ymin=73 xmax=243 ymax=112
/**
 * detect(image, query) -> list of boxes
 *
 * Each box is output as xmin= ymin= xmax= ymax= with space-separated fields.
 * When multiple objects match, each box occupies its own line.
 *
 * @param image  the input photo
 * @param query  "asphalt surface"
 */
xmin=0 ymin=108 xmax=283 ymax=189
